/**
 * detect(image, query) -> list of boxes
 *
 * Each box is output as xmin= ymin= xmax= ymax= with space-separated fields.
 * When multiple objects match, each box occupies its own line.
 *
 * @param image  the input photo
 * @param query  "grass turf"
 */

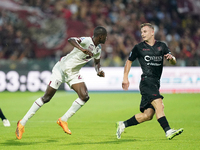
xmin=0 ymin=91 xmax=200 ymax=150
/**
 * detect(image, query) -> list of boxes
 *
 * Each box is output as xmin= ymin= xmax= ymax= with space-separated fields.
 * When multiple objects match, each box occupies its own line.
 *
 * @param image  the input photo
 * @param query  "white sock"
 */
xmin=20 ymin=98 xmax=44 ymax=126
xmin=61 ymin=98 xmax=85 ymax=122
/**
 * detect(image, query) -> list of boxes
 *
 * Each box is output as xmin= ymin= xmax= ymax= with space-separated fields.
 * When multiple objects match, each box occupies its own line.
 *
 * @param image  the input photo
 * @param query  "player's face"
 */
xmin=99 ymin=34 xmax=107 ymax=44
xmin=141 ymin=26 xmax=154 ymax=41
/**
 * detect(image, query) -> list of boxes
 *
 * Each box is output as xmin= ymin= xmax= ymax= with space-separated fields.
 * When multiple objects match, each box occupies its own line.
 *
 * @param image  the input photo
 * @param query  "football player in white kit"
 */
xmin=16 ymin=26 xmax=107 ymax=139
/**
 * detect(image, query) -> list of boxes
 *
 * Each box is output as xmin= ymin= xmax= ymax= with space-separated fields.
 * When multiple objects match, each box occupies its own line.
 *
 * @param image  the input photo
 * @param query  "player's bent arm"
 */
xmin=68 ymin=37 xmax=93 ymax=57
xmin=68 ymin=37 xmax=84 ymax=51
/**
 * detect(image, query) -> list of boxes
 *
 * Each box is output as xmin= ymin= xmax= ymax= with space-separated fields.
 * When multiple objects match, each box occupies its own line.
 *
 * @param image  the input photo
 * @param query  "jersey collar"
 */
xmin=144 ymin=40 xmax=156 ymax=46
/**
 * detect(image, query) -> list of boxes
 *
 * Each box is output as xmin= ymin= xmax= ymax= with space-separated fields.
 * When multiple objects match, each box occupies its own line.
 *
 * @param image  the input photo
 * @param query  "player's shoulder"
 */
xmin=155 ymin=40 xmax=167 ymax=46
xmin=135 ymin=42 xmax=144 ymax=49
xmin=137 ymin=42 xmax=144 ymax=47
xmin=79 ymin=37 xmax=92 ymax=43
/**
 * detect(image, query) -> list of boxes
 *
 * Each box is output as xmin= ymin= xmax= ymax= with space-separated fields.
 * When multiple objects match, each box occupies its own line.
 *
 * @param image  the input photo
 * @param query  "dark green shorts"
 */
xmin=139 ymin=76 xmax=164 ymax=112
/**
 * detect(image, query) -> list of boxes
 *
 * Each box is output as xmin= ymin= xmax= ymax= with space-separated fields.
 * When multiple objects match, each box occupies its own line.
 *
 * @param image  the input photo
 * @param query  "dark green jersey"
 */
xmin=128 ymin=41 xmax=171 ymax=79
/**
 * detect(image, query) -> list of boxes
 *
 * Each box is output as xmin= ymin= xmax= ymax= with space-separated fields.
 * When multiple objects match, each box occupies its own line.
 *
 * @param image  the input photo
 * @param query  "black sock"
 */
xmin=124 ymin=115 xmax=139 ymax=128
xmin=0 ymin=109 xmax=6 ymax=120
xmin=157 ymin=116 xmax=171 ymax=132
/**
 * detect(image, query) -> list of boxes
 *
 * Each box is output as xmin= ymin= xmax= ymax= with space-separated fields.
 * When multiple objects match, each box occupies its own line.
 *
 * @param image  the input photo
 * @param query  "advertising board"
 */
xmin=1 ymin=67 xmax=200 ymax=93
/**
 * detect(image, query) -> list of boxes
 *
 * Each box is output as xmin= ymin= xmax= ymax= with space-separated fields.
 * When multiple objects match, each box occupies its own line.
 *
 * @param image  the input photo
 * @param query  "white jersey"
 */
xmin=60 ymin=37 xmax=101 ymax=73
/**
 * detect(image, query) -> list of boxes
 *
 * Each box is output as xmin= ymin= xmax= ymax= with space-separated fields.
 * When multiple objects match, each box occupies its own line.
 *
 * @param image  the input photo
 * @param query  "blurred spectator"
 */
xmin=0 ymin=0 xmax=199 ymax=66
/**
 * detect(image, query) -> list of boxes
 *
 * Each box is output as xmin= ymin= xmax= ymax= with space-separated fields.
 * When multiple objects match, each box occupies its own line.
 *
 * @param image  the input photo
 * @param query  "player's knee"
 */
xmin=147 ymin=114 xmax=153 ymax=121
xmin=41 ymin=96 xmax=51 ymax=103
xmin=144 ymin=113 xmax=153 ymax=121
xmin=81 ymin=94 xmax=89 ymax=102
xmin=162 ymin=103 xmax=165 ymax=109
xmin=159 ymin=103 xmax=165 ymax=111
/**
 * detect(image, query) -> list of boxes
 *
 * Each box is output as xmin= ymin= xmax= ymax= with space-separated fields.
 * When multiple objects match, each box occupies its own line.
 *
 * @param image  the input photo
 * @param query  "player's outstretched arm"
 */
xmin=68 ymin=37 xmax=93 ymax=57
xmin=164 ymin=53 xmax=176 ymax=65
xmin=94 ymin=59 xmax=105 ymax=77
xmin=122 ymin=60 xmax=132 ymax=90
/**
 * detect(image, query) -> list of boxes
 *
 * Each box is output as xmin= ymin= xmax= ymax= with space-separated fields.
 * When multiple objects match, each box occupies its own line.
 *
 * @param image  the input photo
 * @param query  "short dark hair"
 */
xmin=140 ymin=23 xmax=154 ymax=30
xmin=94 ymin=26 xmax=107 ymax=37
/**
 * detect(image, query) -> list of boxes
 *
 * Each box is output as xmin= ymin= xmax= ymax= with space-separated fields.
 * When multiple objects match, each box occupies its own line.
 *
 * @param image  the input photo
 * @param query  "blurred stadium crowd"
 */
xmin=0 ymin=0 xmax=200 ymax=67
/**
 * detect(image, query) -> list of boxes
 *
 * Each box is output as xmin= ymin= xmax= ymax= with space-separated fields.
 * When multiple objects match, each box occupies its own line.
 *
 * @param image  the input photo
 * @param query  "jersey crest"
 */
xmin=157 ymin=46 xmax=162 ymax=51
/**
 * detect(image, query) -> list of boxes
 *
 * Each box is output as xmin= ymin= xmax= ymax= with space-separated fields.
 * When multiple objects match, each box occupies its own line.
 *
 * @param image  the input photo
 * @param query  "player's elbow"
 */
xmin=68 ymin=38 xmax=73 ymax=43
xmin=68 ymin=37 xmax=80 ymax=44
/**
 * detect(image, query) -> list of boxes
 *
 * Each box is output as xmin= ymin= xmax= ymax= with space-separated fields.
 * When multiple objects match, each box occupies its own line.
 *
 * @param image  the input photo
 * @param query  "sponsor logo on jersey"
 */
xmin=147 ymin=63 xmax=161 ymax=66
xmin=143 ymin=48 xmax=150 ymax=51
xmin=145 ymin=55 xmax=162 ymax=66
xmin=144 ymin=55 xmax=162 ymax=62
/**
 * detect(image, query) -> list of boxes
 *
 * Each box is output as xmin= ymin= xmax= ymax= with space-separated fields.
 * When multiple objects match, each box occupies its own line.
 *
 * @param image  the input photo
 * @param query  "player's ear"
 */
xmin=152 ymin=29 xmax=154 ymax=34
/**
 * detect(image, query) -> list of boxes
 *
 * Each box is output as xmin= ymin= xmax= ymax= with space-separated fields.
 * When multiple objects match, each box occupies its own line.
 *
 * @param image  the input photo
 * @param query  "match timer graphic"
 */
xmin=0 ymin=71 xmax=51 ymax=92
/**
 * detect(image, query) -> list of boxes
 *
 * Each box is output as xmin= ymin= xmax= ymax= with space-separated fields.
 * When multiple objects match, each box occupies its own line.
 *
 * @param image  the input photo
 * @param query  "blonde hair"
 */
xmin=140 ymin=23 xmax=154 ymax=30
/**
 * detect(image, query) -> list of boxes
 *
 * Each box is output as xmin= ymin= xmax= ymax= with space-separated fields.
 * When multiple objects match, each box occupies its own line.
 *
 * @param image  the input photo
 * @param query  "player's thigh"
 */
xmin=71 ymin=82 xmax=89 ymax=101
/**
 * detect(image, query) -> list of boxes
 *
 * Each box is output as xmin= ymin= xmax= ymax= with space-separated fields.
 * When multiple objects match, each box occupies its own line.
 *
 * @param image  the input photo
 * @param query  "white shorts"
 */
xmin=49 ymin=62 xmax=84 ymax=89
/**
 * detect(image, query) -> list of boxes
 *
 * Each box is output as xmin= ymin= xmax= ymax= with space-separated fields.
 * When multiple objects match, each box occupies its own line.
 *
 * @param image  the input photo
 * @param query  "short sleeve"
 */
xmin=128 ymin=45 xmax=138 ymax=61
xmin=79 ymin=37 xmax=86 ymax=42
xmin=163 ymin=43 xmax=171 ymax=55
xmin=79 ymin=37 xmax=89 ymax=48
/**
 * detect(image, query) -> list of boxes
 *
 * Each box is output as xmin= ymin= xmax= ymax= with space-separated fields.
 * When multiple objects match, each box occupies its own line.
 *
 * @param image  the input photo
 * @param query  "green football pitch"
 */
xmin=0 ymin=91 xmax=200 ymax=150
